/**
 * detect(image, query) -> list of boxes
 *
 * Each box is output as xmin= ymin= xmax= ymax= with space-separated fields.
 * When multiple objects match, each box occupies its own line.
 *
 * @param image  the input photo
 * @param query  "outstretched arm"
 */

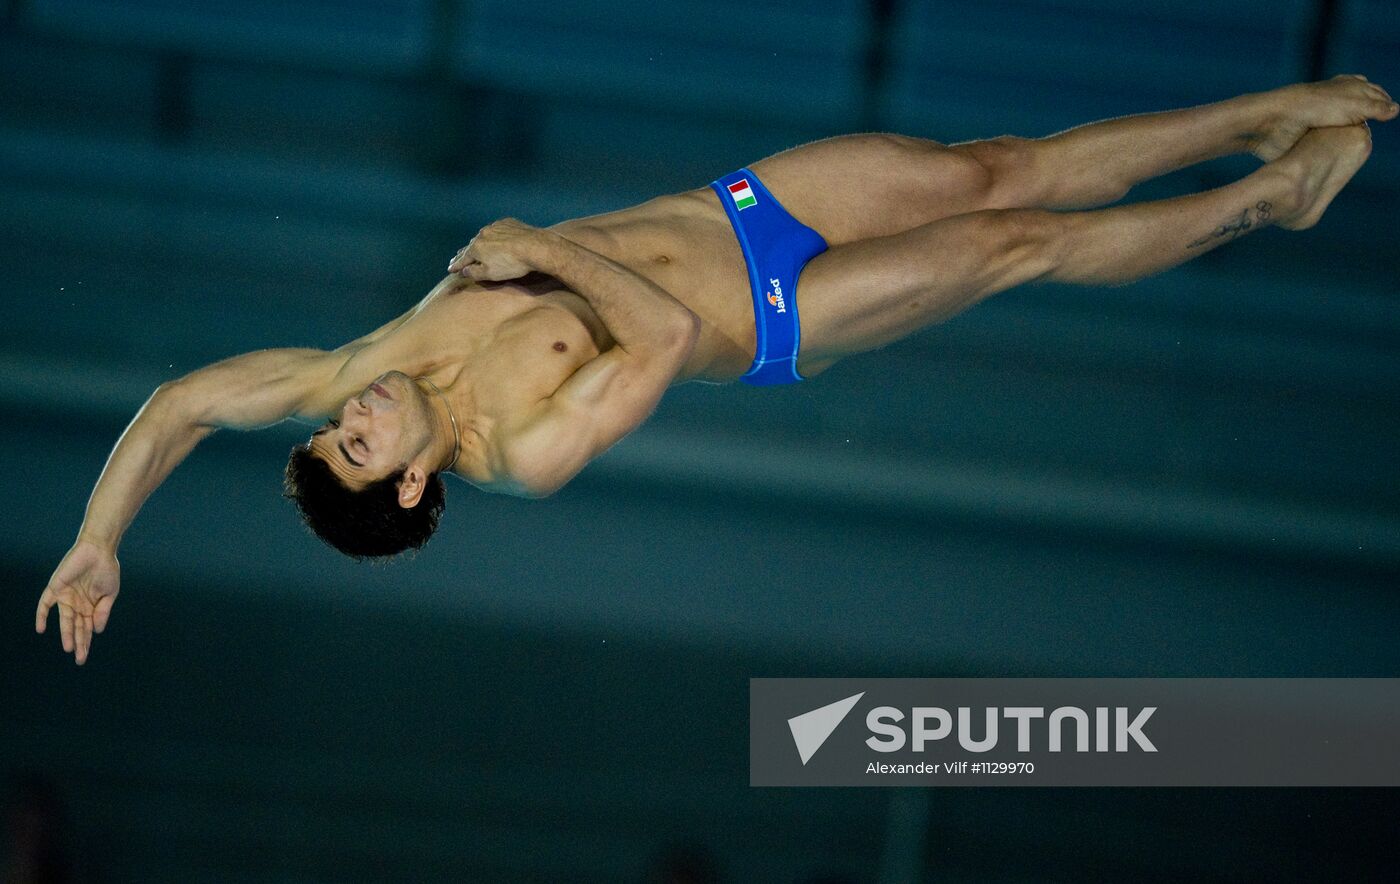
xmin=78 ymin=348 xmax=346 ymax=545
xmin=449 ymin=219 xmax=700 ymax=495
xmin=37 ymin=347 xmax=346 ymax=665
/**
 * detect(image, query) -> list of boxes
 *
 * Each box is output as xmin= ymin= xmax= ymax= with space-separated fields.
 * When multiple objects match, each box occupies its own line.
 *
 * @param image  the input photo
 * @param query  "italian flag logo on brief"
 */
xmin=728 ymin=178 xmax=757 ymax=210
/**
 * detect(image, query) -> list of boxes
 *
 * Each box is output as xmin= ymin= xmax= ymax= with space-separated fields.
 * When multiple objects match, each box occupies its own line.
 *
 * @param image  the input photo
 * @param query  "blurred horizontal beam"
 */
xmin=0 ymin=124 xmax=645 ymax=231
xmin=589 ymin=425 xmax=1400 ymax=573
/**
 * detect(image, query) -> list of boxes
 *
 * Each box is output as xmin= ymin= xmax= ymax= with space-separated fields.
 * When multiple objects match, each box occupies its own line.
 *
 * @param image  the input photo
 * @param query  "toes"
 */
xmin=1366 ymin=97 xmax=1398 ymax=120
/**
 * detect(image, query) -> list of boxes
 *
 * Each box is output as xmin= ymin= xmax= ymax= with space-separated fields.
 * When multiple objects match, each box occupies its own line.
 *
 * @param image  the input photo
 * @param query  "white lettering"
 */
xmin=865 ymin=706 xmax=905 ymax=752
xmin=1049 ymin=707 xmax=1090 ymax=752
xmin=1116 ymin=706 xmax=1157 ymax=752
xmin=958 ymin=707 xmax=998 ymax=753
xmin=1004 ymin=707 xmax=1045 ymax=752
xmin=911 ymin=707 xmax=951 ymax=750
xmin=767 ymin=277 xmax=787 ymax=313
xmin=858 ymin=705 xmax=1155 ymax=753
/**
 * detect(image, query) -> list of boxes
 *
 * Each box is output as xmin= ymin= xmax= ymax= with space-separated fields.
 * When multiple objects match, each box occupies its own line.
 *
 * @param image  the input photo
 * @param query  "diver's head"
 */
xmin=283 ymin=371 xmax=450 ymax=561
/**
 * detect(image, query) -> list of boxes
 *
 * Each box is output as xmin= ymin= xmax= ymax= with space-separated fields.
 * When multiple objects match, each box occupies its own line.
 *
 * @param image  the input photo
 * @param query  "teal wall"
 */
xmin=3 ymin=1 xmax=1398 ymax=881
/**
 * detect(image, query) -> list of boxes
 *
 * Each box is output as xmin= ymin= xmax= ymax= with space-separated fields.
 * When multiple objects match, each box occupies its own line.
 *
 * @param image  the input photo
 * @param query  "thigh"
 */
xmin=794 ymin=209 xmax=1053 ymax=373
xmin=750 ymin=133 xmax=998 ymax=247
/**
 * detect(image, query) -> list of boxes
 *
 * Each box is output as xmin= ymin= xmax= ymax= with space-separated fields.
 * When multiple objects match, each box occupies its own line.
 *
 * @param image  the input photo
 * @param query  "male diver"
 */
xmin=37 ymin=77 xmax=1397 ymax=663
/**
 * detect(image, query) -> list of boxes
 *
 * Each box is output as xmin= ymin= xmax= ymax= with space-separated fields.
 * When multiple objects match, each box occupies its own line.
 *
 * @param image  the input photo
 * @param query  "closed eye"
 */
xmin=311 ymin=420 xmax=362 ymax=467
xmin=338 ymin=439 xmax=363 ymax=468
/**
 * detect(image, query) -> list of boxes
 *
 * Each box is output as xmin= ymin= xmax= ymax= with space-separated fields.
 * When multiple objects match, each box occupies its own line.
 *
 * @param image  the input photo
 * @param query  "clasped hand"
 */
xmin=448 ymin=218 xmax=551 ymax=282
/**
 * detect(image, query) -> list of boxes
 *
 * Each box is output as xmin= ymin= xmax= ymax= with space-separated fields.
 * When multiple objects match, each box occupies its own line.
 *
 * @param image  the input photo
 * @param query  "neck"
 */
xmin=415 ymin=376 xmax=461 ymax=473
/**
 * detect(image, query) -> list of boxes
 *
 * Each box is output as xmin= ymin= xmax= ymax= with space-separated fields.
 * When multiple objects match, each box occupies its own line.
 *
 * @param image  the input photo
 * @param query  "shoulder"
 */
xmin=159 ymin=347 xmax=352 ymax=431
xmin=489 ymin=398 xmax=596 ymax=498
xmin=287 ymin=349 xmax=362 ymax=422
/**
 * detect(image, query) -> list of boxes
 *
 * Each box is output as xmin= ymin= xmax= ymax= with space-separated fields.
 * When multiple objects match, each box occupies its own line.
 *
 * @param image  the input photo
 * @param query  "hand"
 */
xmin=36 ymin=538 xmax=121 ymax=665
xmin=447 ymin=218 xmax=549 ymax=282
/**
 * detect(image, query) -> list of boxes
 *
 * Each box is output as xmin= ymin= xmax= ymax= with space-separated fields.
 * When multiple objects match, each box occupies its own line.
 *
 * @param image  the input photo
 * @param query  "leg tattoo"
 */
xmin=1187 ymin=201 xmax=1273 ymax=249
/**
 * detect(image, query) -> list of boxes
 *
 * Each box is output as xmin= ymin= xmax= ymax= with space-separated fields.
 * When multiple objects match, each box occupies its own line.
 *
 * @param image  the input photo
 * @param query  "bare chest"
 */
xmin=348 ymin=281 xmax=605 ymax=419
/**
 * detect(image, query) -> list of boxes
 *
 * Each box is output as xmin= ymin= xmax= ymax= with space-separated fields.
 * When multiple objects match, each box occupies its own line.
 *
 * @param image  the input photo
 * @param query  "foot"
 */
xmin=1269 ymin=124 xmax=1372 ymax=231
xmin=1251 ymin=75 xmax=1397 ymax=161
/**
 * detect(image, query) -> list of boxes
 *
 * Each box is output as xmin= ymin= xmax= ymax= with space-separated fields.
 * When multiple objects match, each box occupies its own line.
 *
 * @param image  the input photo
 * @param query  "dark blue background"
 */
xmin=2 ymin=0 xmax=1397 ymax=880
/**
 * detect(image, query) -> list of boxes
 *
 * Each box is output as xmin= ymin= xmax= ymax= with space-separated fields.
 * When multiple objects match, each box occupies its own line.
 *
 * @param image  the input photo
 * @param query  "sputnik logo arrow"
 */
xmin=787 ymin=692 xmax=865 ymax=765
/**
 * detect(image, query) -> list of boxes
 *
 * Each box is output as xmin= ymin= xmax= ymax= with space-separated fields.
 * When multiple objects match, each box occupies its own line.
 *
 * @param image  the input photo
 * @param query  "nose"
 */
xmin=340 ymin=398 xmax=369 ymax=428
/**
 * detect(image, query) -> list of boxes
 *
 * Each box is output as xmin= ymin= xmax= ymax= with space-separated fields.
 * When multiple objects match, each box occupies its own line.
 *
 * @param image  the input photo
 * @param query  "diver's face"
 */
xmin=308 ymin=371 xmax=429 ymax=488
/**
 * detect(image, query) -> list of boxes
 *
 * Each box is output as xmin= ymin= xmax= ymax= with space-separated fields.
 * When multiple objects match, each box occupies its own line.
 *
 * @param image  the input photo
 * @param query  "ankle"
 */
xmin=1250 ymin=161 xmax=1304 ymax=223
xmin=1236 ymin=88 xmax=1289 ymax=155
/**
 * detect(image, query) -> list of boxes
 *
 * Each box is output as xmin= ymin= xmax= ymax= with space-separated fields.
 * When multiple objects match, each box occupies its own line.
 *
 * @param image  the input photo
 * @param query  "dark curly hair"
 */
xmin=283 ymin=443 xmax=446 ymax=562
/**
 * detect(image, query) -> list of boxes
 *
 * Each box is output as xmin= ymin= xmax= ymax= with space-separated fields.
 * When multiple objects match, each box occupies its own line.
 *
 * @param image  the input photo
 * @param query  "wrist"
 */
xmin=527 ymin=228 xmax=568 ymax=273
xmin=77 ymin=526 xmax=120 ymax=553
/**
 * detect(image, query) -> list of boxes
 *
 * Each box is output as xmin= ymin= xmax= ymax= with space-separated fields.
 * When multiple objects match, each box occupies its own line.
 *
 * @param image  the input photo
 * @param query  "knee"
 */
xmin=865 ymin=132 xmax=999 ymax=205
xmin=954 ymin=136 xmax=1036 ymax=208
xmin=979 ymin=208 xmax=1063 ymax=283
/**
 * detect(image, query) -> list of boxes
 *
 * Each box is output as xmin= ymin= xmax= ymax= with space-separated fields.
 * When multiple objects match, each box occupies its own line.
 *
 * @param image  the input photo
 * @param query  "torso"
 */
xmin=320 ymin=183 xmax=826 ymax=487
xmin=327 ymin=273 xmax=613 ymax=489
xmin=310 ymin=135 xmax=988 ymax=489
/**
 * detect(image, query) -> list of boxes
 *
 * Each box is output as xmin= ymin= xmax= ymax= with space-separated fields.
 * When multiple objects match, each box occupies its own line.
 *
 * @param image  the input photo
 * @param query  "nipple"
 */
xmin=553 ymin=341 xmax=567 ymax=352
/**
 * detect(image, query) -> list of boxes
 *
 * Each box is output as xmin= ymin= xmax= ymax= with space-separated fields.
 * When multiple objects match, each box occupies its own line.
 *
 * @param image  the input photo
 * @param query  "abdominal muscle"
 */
xmin=549 ymin=188 xmax=770 ymax=384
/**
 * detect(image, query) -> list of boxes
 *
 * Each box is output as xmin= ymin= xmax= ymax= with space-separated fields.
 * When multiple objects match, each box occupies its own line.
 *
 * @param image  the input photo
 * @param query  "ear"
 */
xmin=397 ymin=463 xmax=428 ymax=508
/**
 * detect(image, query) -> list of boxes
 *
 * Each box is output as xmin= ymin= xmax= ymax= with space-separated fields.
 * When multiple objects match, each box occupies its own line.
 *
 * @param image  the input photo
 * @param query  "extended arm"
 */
xmin=37 ymin=347 xmax=345 ymax=664
xmin=58 ymin=282 xmax=430 ymax=557
xmin=78 ymin=348 xmax=345 ymax=548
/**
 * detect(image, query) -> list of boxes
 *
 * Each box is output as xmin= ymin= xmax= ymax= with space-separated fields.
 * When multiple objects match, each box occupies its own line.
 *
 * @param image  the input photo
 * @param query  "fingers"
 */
xmin=450 ymin=259 xmax=483 ymax=280
xmin=94 ymin=594 xmax=115 ymax=634
xmin=467 ymin=261 xmax=491 ymax=280
xmin=448 ymin=219 xmax=534 ymax=274
xmin=39 ymin=579 xmax=104 ymax=664
xmin=74 ymin=613 xmax=90 ymax=665
xmin=59 ymin=603 xmax=74 ymax=654
xmin=449 ymin=246 xmax=484 ymax=276
xmin=35 ymin=587 xmax=53 ymax=633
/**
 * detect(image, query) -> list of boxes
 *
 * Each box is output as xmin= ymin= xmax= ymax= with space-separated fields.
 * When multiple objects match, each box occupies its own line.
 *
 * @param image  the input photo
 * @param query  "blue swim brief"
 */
xmin=710 ymin=168 xmax=828 ymax=385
